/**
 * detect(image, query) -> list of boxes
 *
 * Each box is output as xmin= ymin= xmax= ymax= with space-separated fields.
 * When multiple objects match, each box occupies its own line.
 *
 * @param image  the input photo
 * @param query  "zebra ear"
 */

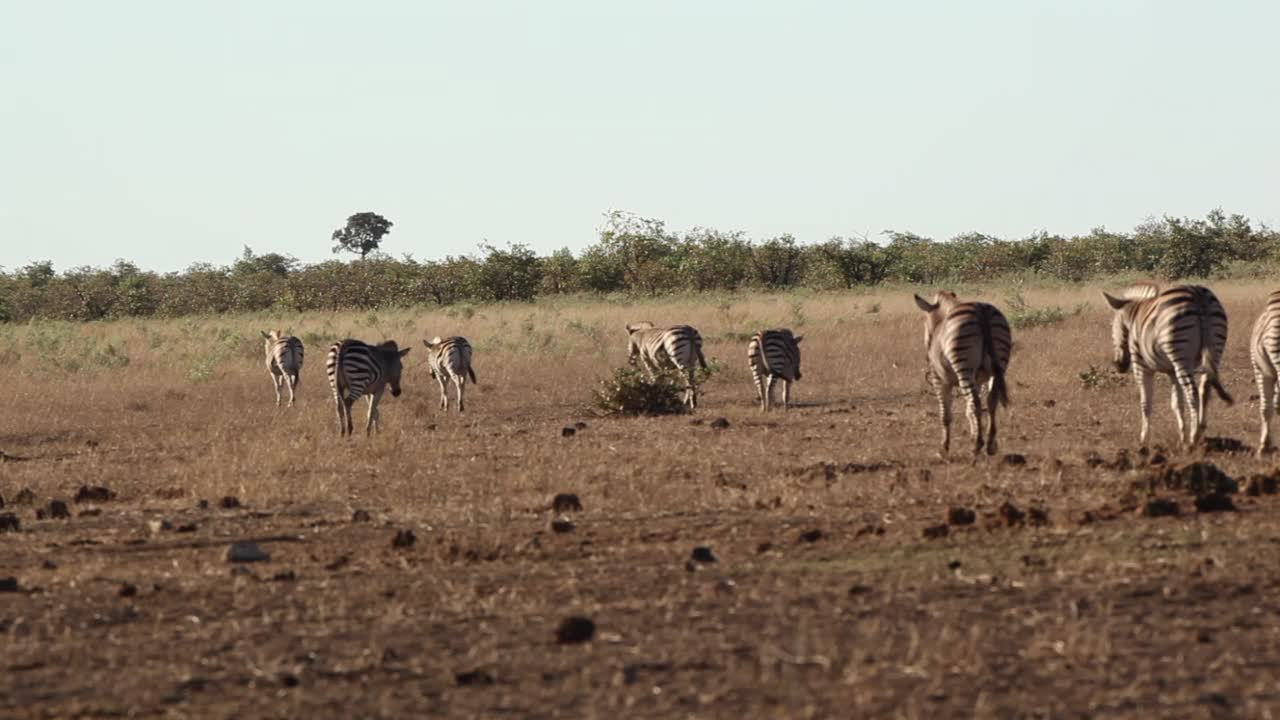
xmin=398 ymin=348 xmax=412 ymax=358
xmin=260 ymin=331 xmax=270 ymax=339
xmin=1102 ymin=292 xmax=1129 ymax=311
xmin=913 ymin=294 xmax=937 ymax=313
xmin=794 ymin=335 xmax=804 ymax=344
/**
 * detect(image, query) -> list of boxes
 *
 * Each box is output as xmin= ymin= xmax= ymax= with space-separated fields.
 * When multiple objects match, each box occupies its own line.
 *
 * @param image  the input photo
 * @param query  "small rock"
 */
xmin=561 ymin=427 xmax=576 ymax=438
xmin=48 ymin=501 xmax=71 ymax=520
xmin=709 ymin=418 xmax=731 ymax=430
xmin=0 ymin=577 xmax=20 ymax=593
xmin=923 ymin=524 xmax=949 ymax=540
xmin=798 ymin=528 xmax=824 ymax=543
xmin=946 ymin=507 xmax=976 ymax=526
xmin=226 ymin=542 xmax=271 ymax=563
xmin=756 ymin=541 xmax=773 ymax=554
xmin=455 ymin=670 xmax=496 ymax=687
xmin=391 ymin=530 xmax=416 ymax=548
xmin=550 ymin=516 xmax=576 ymax=533
xmin=41 ymin=560 xmax=57 ymax=570
xmin=0 ymin=513 xmax=20 ymax=533
xmin=219 ymin=496 xmax=242 ymax=510
xmin=279 ymin=673 xmax=300 ymax=688
xmin=690 ymin=546 xmax=718 ymax=564
xmin=1195 ymin=493 xmax=1237 ymax=513
xmin=848 ymin=584 xmax=873 ymax=595
xmin=14 ymin=488 xmax=36 ymax=505
xmin=1001 ymin=454 xmax=1027 ymax=467
xmin=1141 ymin=498 xmax=1181 ymax=518
xmin=551 ymin=493 xmax=582 ymax=513
xmin=555 ymin=616 xmax=596 ymax=644
xmin=118 ymin=583 xmax=138 ymax=598
xmin=351 ymin=509 xmax=372 ymax=523
xmin=1043 ymin=399 xmax=1056 ymax=408
xmin=75 ymin=485 xmax=116 ymax=503
xmin=946 ymin=559 xmax=962 ymax=571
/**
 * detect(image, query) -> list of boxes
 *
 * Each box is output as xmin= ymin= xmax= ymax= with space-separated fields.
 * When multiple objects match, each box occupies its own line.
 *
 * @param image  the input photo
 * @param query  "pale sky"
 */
xmin=2 ymin=1 xmax=1277 ymax=272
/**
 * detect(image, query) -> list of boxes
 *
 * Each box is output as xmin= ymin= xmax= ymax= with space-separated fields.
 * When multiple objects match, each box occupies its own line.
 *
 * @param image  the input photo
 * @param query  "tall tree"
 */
xmin=331 ymin=212 xmax=394 ymax=259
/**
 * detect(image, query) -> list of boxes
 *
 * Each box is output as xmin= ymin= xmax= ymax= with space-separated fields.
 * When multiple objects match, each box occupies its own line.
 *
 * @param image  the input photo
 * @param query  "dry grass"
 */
xmin=4 ymin=280 xmax=1280 ymax=718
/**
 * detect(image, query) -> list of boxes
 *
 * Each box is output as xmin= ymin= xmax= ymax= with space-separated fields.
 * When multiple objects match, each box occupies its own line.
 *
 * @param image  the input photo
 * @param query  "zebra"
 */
xmin=1102 ymin=283 xmax=1232 ymax=448
xmin=1252 ymin=291 xmax=1280 ymax=455
xmin=422 ymin=336 xmax=477 ymax=412
xmin=913 ymin=291 xmax=1012 ymax=456
xmin=747 ymin=328 xmax=802 ymax=411
xmin=325 ymin=339 xmax=411 ymax=436
xmin=625 ymin=322 xmax=709 ymax=409
xmin=261 ymin=330 xmax=303 ymax=407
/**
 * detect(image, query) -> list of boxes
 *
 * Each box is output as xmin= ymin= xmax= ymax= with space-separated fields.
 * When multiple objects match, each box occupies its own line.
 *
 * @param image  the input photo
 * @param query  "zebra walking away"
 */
xmin=422 ymin=336 xmax=477 ymax=412
xmin=913 ymin=291 xmax=1012 ymax=457
xmin=626 ymin=322 xmax=709 ymax=409
xmin=1249 ymin=291 xmax=1280 ymax=455
xmin=261 ymin=330 xmax=303 ymax=407
xmin=748 ymin=329 xmax=803 ymax=411
xmin=325 ymin=339 xmax=411 ymax=437
xmin=1102 ymin=283 xmax=1232 ymax=449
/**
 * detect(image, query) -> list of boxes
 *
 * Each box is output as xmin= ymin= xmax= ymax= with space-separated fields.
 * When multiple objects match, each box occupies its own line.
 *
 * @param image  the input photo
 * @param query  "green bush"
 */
xmin=592 ymin=368 xmax=688 ymax=416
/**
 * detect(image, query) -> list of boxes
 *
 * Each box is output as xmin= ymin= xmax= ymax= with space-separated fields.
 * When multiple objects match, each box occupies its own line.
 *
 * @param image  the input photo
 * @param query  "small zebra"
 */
xmin=1103 ymin=283 xmax=1232 ymax=448
xmin=748 ymin=328 xmax=802 ymax=411
xmin=1252 ymin=291 xmax=1280 ymax=455
xmin=261 ymin=330 xmax=303 ymax=407
xmin=325 ymin=339 xmax=411 ymax=437
xmin=626 ymin=322 xmax=709 ymax=409
xmin=422 ymin=336 xmax=477 ymax=412
xmin=913 ymin=291 xmax=1012 ymax=456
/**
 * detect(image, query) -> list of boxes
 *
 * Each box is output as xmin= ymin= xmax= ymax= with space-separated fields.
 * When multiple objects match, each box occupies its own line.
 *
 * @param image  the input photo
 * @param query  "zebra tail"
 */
xmin=468 ymin=367 xmax=478 ymax=384
xmin=980 ymin=308 xmax=1010 ymax=408
xmin=1196 ymin=295 xmax=1233 ymax=406
xmin=697 ymin=347 xmax=709 ymax=370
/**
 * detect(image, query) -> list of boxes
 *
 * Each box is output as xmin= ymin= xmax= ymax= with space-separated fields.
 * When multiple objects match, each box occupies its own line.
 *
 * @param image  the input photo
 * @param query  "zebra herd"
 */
xmin=259 ymin=282 xmax=1280 ymax=457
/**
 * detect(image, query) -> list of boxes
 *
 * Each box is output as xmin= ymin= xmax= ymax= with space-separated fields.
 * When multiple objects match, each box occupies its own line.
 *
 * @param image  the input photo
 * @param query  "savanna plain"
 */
xmin=5 ymin=281 xmax=1280 ymax=719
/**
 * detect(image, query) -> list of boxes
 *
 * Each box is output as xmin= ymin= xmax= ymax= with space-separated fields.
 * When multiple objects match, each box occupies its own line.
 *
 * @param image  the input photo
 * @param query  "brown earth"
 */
xmin=3 ymin=284 xmax=1280 ymax=718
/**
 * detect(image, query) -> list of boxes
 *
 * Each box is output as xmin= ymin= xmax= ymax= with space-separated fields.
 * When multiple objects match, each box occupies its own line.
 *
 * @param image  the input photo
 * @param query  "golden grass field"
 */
xmin=4 ymin=280 xmax=1280 ymax=718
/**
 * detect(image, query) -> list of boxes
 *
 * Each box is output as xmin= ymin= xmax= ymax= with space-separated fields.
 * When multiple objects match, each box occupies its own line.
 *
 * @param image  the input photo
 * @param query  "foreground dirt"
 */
xmin=5 ymin=290 xmax=1280 ymax=718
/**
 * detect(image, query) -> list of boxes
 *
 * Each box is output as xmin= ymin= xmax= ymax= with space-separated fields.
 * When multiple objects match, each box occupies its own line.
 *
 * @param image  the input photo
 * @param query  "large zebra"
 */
xmin=1252 ymin=291 xmax=1280 ymax=455
xmin=626 ymin=322 xmax=709 ymax=409
xmin=1102 ymin=283 xmax=1232 ymax=448
xmin=748 ymin=328 xmax=802 ymax=411
xmin=422 ymin=336 xmax=477 ymax=412
xmin=325 ymin=339 xmax=411 ymax=436
xmin=913 ymin=291 xmax=1012 ymax=456
xmin=261 ymin=330 xmax=303 ymax=407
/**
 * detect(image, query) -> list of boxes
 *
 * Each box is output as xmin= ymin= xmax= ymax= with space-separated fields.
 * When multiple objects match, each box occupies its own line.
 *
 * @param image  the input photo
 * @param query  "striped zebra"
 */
xmin=748 ymin=328 xmax=802 ymax=411
xmin=325 ymin=339 xmax=411 ymax=436
xmin=626 ymin=322 xmax=709 ymax=409
xmin=913 ymin=291 xmax=1012 ymax=456
xmin=1252 ymin=291 xmax=1280 ymax=455
xmin=261 ymin=330 xmax=303 ymax=407
xmin=1102 ymin=283 xmax=1232 ymax=448
xmin=422 ymin=336 xmax=477 ymax=412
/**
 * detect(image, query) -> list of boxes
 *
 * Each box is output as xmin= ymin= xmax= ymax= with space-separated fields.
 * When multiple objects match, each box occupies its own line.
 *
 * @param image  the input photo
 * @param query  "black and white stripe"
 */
xmin=748 ymin=328 xmax=802 ymax=411
xmin=626 ymin=322 xmax=709 ymax=409
xmin=422 ymin=336 xmax=477 ymax=412
xmin=261 ymin=330 xmax=303 ymax=407
xmin=1103 ymin=283 xmax=1232 ymax=448
xmin=914 ymin=291 xmax=1012 ymax=456
xmin=325 ymin=339 xmax=411 ymax=436
xmin=1252 ymin=291 xmax=1280 ymax=454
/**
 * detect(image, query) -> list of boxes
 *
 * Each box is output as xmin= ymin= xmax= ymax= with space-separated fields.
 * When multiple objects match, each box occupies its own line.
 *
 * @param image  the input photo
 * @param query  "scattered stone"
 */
xmin=573 ymin=422 xmax=588 ymax=431
xmin=226 ymin=542 xmax=271 ymax=563
xmin=14 ymin=488 xmax=36 ymax=505
xmin=923 ymin=524 xmax=949 ymax=540
xmin=219 ymin=496 xmax=242 ymax=510
xmin=1245 ymin=473 xmax=1280 ymax=496
xmin=999 ymin=502 xmax=1026 ymax=526
xmin=709 ymin=418 xmax=731 ymax=430
xmin=0 ymin=577 xmax=20 ymax=593
xmin=47 ymin=501 xmax=70 ymax=520
xmin=1204 ymin=437 xmax=1250 ymax=455
xmin=455 ymin=670 xmax=496 ymax=687
xmin=1195 ymin=493 xmax=1237 ymax=513
xmin=551 ymin=493 xmax=582 ymax=513
xmin=75 ymin=485 xmax=116 ymax=503
xmin=555 ymin=616 xmax=596 ymax=644
xmin=351 ymin=509 xmax=372 ymax=523
xmin=391 ymin=530 xmax=416 ymax=548
xmin=690 ymin=546 xmax=718 ymax=564
xmin=1142 ymin=498 xmax=1181 ymax=518
xmin=798 ymin=528 xmax=824 ymax=543
xmin=0 ymin=513 xmax=20 ymax=533
xmin=118 ymin=583 xmax=138 ymax=598
xmin=1028 ymin=507 xmax=1050 ymax=526
xmin=947 ymin=507 xmax=976 ymax=526
xmin=1001 ymin=454 xmax=1028 ymax=467
xmin=1140 ymin=462 xmax=1238 ymax=496
xmin=561 ymin=427 xmax=576 ymax=438
xmin=550 ymin=516 xmax=576 ymax=534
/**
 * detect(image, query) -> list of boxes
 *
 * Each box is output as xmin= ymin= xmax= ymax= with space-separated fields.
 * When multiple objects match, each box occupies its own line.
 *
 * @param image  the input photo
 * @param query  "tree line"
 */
xmin=1 ymin=209 xmax=1275 ymax=323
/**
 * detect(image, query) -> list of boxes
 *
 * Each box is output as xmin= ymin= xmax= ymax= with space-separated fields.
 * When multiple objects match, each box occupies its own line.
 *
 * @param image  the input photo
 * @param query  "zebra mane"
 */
xmin=1118 ymin=282 xmax=1160 ymax=301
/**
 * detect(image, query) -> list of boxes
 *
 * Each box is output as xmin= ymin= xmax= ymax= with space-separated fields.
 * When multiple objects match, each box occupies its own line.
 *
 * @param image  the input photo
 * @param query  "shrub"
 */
xmin=592 ymin=368 xmax=688 ymax=416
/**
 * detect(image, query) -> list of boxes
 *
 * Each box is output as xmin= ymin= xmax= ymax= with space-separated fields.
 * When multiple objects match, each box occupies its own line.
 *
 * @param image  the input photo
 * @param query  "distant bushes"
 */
xmin=2 ymin=209 xmax=1276 ymax=323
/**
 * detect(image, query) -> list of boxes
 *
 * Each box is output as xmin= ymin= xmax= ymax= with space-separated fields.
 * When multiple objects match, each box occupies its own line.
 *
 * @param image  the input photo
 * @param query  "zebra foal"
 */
xmin=325 ymin=339 xmax=411 ymax=437
xmin=1102 ymin=283 xmax=1232 ymax=448
xmin=914 ymin=291 xmax=1012 ymax=457
xmin=747 ymin=329 xmax=802 ymax=411
xmin=261 ymin=330 xmax=303 ymax=407
xmin=422 ymin=336 xmax=477 ymax=412
xmin=626 ymin=322 xmax=709 ymax=409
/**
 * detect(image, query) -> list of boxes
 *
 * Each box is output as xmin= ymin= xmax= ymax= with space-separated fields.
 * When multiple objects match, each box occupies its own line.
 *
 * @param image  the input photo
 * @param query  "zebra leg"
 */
xmin=763 ymin=375 xmax=775 ymax=412
xmin=1135 ymin=368 xmax=1154 ymax=447
xmin=752 ymin=369 xmax=765 ymax=411
xmin=272 ymin=373 xmax=282 ymax=406
xmin=782 ymin=377 xmax=792 ymax=411
xmin=931 ymin=373 xmax=953 ymax=456
xmin=967 ymin=383 xmax=985 ymax=456
xmin=1195 ymin=372 xmax=1212 ymax=437
xmin=1257 ymin=366 xmax=1276 ymax=456
xmin=286 ymin=374 xmax=297 ymax=407
xmin=1170 ymin=383 xmax=1187 ymax=446
xmin=365 ymin=392 xmax=381 ymax=435
xmin=437 ymin=375 xmax=449 ymax=410
xmin=456 ymin=376 xmax=466 ymax=412
xmin=341 ymin=397 xmax=355 ymax=437
xmin=985 ymin=378 xmax=999 ymax=456
xmin=1176 ymin=371 xmax=1202 ymax=448
xmin=687 ymin=368 xmax=698 ymax=410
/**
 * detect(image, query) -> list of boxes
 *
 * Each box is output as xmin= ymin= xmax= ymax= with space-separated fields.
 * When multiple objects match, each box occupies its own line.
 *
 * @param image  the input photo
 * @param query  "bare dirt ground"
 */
xmin=4 ymin=283 xmax=1280 ymax=719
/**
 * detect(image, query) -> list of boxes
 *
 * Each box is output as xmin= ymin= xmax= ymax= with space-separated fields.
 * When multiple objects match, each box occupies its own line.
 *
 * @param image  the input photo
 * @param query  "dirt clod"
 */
xmin=947 ymin=507 xmax=976 ymax=526
xmin=999 ymin=502 xmax=1026 ymax=526
xmin=1204 ymin=437 xmax=1250 ymax=455
xmin=44 ymin=501 xmax=70 ymax=520
xmin=351 ymin=509 xmax=372 ymax=523
xmin=75 ymin=486 xmax=116 ymax=503
xmin=1141 ymin=462 xmax=1238 ymax=496
xmin=0 ymin=513 xmax=20 ymax=533
xmin=710 ymin=418 xmax=731 ymax=430
xmin=1029 ymin=507 xmax=1050 ymax=526
xmin=573 ymin=421 xmax=588 ymax=430
xmin=690 ymin=546 xmax=718 ymax=564
xmin=219 ymin=496 xmax=242 ymax=510
xmin=798 ymin=528 xmax=824 ymax=543
xmin=455 ymin=670 xmax=496 ymax=687
xmin=119 ymin=583 xmax=137 ymax=598
xmin=550 ymin=516 xmax=576 ymax=533
xmin=555 ymin=616 xmax=596 ymax=644
xmin=1195 ymin=493 xmax=1237 ymax=513
xmin=0 ymin=577 xmax=20 ymax=593
xmin=551 ymin=493 xmax=583 ymax=513
xmin=1002 ymin=454 xmax=1027 ymax=467
xmin=923 ymin=524 xmax=950 ymax=540
xmin=391 ymin=530 xmax=416 ymax=548
xmin=1245 ymin=473 xmax=1280 ymax=496
xmin=227 ymin=542 xmax=270 ymax=563
xmin=561 ymin=427 xmax=576 ymax=438
xmin=1142 ymin=498 xmax=1181 ymax=518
